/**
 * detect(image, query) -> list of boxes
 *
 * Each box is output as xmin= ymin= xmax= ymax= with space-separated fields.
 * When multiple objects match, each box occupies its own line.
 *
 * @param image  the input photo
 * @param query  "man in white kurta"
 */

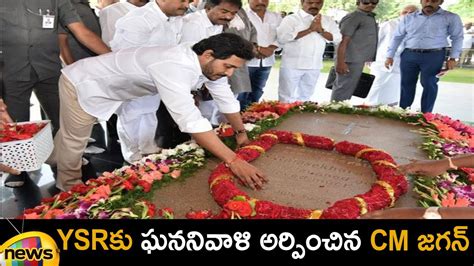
xmin=240 ymin=0 xmax=282 ymax=109
xmin=99 ymin=0 xmax=147 ymax=46
xmin=110 ymin=0 xmax=187 ymax=163
xmin=181 ymin=0 xmax=241 ymax=125
xmin=50 ymin=34 xmax=264 ymax=191
xmin=276 ymin=0 xmax=341 ymax=103
xmin=366 ymin=5 xmax=418 ymax=106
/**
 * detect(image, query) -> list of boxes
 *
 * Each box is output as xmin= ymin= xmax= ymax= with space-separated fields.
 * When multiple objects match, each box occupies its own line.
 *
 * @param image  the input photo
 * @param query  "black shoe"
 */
xmin=4 ymin=172 xmax=29 ymax=188
xmin=47 ymin=183 xmax=61 ymax=196
xmin=81 ymin=161 xmax=97 ymax=183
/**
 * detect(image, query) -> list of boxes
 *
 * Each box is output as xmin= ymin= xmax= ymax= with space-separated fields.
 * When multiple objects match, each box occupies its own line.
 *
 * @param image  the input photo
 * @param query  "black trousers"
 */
xmin=3 ymin=67 xmax=60 ymax=136
xmin=156 ymin=101 xmax=190 ymax=149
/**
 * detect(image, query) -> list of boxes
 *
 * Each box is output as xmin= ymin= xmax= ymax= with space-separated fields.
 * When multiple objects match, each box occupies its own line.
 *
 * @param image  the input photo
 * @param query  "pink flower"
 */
xmin=145 ymin=162 xmax=158 ymax=171
xmin=159 ymin=164 xmax=170 ymax=173
xmin=141 ymin=173 xmax=155 ymax=184
xmin=150 ymin=170 xmax=163 ymax=181
xmin=125 ymin=168 xmax=135 ymax=176
xmin=170 ymin=170 xmax=181 ymax=179
xmin=102 ymin=171 xmax=114 ymax=178
xmin=89 ymin=185 xmax=112 ymax=201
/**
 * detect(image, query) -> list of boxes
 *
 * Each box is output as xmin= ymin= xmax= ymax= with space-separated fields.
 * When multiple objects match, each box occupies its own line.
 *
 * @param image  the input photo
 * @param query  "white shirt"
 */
xmin=61 ymin=44 xmax=239 ymax=133
xmin=99 ymin=2 xmax=137 ymax=46
xmin=181 ymin=9 xmax=223 ymax=43
xmin=246 ymin=9 xmax=282 ymax=67
xmin=374 ymin=19 xmax=403 ymax=73
xmin=180 ymin=9 xmax=232 ymax=94
xmin=277 ymin=10 xmax=341 ymax=69
xmin=110 ymin=1 xmax=183 ymax=50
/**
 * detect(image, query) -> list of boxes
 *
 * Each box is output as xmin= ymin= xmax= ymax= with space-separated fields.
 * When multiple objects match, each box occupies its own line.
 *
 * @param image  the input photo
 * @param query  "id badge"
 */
xmin=42 ymin=15 xmax=55 ymax=29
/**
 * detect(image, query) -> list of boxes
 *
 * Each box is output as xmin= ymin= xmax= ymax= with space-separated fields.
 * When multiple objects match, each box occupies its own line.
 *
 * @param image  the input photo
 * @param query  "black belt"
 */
xmin=405 ymin=48 xmax=445 ymax=53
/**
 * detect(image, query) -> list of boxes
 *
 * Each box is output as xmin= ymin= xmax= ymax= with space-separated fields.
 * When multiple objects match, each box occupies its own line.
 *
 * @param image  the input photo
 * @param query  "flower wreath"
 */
xmin=208 ymin=130 xmax=408 ymax=219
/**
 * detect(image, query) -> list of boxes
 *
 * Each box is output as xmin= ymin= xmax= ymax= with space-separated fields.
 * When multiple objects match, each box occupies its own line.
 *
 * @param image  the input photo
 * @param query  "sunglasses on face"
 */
xmin=361 ymin=0 xmax=379 ymax=5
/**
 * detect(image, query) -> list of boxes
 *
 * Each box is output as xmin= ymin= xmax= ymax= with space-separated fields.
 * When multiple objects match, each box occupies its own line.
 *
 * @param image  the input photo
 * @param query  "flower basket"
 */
xmin=1 ymin=120 xmax=53 ymax=171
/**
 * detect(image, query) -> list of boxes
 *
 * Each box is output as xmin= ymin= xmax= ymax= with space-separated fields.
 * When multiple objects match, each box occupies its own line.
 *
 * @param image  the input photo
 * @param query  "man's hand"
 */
xmin=446 ymin=59 xmax=457 ymax=70
xmin=309 ymin=14 xmax=323 ymax=33
xmin=0 ymin=99 xmax=13 ymax=129
xmin=191 ymin=130 xmax=269 ymax=190
xmin=0 ymin=163 xmax=21 ymax=175
xmin=228 ymin=158 xmax=268 ymax=190
xmin=385 ymin=58 xmax=394 ymax=69
xmin=258 ymin=46 xmax=275 ymax=58
xmin=335 ymin=61 xmax=349 ymax=75
xmin=235 ymin=132 xmax=250 ymax=148
xmin=397 ymin=159 xmax=450 ymax=177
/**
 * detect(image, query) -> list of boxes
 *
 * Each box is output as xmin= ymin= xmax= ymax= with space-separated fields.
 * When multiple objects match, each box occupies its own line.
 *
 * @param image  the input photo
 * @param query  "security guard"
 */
xmin=1 ymin=0 xmax=110 ymax=188
xmin=1 ymin=0 xmax=110 ymax=135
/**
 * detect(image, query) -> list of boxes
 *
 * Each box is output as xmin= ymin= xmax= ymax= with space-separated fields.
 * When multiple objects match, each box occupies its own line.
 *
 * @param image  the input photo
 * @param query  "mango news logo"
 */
xmin=0 ymin=231 xmax=60 ymax=266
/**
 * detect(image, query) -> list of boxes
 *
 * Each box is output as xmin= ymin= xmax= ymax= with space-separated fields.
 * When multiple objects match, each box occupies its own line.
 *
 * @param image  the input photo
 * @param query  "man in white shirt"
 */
xmin=181 ymin=0 xmax=241 ymax=126
xmin=110 ymin=0 xmax=188 ymax=163
xmin=277 ymin=0 xmax=341 ymax=103
xmin=49 ymin=33 xmax=267 ymax=192
xmin=181 ymin=0 xmax=240 ymax=43
xmin=99 ymin=0 xmax=148 ymax=46
xmin=239 ymin=0 xmax=282 ymax=110
xmin=111 ymin=0 xmax=186 ymax=49
xmin=366 ymin=5 xmax=418 ymax=106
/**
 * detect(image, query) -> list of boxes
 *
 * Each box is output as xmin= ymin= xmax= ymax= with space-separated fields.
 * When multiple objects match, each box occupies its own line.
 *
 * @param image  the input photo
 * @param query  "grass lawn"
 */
xmin=273 ymin=58 xmax=474 ymax=84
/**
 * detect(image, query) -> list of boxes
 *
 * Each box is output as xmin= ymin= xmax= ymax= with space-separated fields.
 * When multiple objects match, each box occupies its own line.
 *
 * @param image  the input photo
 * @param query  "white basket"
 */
xmin=1 ymin=120 xmax=54 ymax=172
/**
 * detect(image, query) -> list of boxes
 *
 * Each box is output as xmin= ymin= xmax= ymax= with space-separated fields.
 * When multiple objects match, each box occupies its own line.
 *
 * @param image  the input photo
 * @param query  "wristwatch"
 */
xmin=318 ymin=28 xmax=326 ymax=34
xmin=423 ymin=207 xmax=442 ymax=219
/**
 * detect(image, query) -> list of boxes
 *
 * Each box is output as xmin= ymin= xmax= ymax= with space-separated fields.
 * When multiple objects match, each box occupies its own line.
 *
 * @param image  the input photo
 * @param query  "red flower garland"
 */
xmin=208 ymin=130 xmax=408 ymax=219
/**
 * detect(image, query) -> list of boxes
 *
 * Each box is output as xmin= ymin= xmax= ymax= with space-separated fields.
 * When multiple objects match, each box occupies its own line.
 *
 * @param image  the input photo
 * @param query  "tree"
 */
xmin=447 ymin=0 xmax=474 ymax=22
xmin=267 ymin=0 xmax=421 ymax=22
xmin=257 ymin=0 xmax=473 ymax=22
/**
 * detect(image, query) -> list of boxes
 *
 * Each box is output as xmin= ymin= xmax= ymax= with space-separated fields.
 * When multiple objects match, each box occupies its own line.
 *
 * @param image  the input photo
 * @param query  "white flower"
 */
xmin=318 ymin=101 xmax=331 ymax=107
xmin=244 ymin=123 xmax=257 ymax=132
xmin=162 ymin=149 xmax=177 ymax=157
xmin=376 ymin=105 xmax=405 ymax=114
xmin=188 ymin=141 xmax=199 ymax=149
xmin=340 ymin=100 xmax=352 ymax=107
xmin=195 ymin=149 xmax=205 ymax=157
xmin=142 ymin=153 xmax=166 ymax=162
xmin=176 ymin=143 xmax=191 ymax=152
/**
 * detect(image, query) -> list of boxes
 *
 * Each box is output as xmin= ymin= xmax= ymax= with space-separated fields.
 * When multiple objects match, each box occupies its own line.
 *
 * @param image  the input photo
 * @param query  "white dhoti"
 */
xmin=278 ymin=67 xmax=320 ymax=103
xmin=367 ymin=62 xmax=401 ymax=105
xmin=198 ymin=100 xmax=221 ymax=126
xmin=116 ymin=95 xmax=161 ymax=163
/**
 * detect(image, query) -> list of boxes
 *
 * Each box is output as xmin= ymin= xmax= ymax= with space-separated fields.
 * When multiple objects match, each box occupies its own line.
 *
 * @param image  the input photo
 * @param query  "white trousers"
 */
xmin=278 ymin=67 xmax=320 ymax=103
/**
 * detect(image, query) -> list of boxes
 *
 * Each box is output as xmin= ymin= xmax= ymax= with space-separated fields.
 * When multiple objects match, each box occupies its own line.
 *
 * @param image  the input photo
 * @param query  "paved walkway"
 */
xmin=261 ymin=71 xmax=474 ymax=122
